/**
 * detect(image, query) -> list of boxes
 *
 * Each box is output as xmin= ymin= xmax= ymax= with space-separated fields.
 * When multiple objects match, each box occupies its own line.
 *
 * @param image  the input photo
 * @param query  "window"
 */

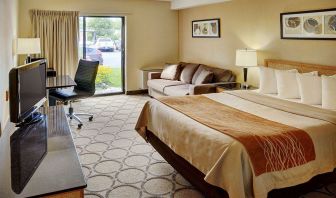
xmin=79 ymin=16 xmax=125 ymax=95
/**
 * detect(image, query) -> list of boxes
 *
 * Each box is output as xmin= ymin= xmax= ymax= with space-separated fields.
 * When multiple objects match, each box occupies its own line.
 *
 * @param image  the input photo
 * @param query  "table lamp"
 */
xmin=236 ymin=49 xmax=257 ymax=89
xmin=16 ymin=38 xmax=41 ymax=64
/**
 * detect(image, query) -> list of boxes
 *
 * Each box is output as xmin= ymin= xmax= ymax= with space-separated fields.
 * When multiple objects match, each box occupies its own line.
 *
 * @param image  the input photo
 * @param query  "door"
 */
xmin=79 ymin=16 xmax=125 ymax=95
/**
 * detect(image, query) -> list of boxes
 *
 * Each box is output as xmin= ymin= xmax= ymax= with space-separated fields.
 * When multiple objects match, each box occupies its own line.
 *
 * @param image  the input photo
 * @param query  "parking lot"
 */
xmin=102 ymin=51 xmax=121 ymax=68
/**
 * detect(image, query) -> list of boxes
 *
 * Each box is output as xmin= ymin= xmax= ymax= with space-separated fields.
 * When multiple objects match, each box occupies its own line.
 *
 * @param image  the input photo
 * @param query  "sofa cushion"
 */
xmin=191 ymin=65 xmax=205 ymax=84
xmin=164 ymin=84 xmax=190 ymax=96
xmin=179 ymin=63 xmax=199 ymax=84
xmin=194 ymin=70 xmax=214 ymax=85
xmin=147 ymin=79 xmax=186 ymax=93
xmin=192 ymin=64 xmax=235 ymax=84
xmin=160 ymin=64 xmax=181 ymax=80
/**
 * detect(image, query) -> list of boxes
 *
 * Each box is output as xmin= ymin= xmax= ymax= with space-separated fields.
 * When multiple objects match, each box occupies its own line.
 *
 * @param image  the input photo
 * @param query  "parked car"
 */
xmin=86 ymin=47 xmax=103 ymax=65
xmin=114 ymin=40 xmax=121 ymax=51
xmin=95 ymin=38 xmax=115 ymax=52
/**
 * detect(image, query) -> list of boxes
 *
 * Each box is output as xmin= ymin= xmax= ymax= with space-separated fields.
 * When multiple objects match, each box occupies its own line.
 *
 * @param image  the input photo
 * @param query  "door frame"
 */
xmin=80 ymin=15 xmax=126 ymax=96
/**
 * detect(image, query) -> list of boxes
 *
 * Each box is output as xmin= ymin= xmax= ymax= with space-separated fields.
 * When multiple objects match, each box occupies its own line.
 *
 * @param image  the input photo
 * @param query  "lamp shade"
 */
xmin=16 ymin=38 xmax=41 ymax=55
xmin=235 ymin=49 xmax=257 ymax=67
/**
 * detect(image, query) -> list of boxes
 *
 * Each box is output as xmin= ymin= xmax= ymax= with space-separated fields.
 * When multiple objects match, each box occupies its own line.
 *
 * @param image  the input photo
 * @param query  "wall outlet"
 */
xmin=6 ymin=90 xmax=9 ymax=101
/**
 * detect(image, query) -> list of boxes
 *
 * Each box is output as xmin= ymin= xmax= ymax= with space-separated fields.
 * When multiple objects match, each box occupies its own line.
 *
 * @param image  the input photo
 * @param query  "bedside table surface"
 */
xmin=216 ymin=83 xmax=257 ymax=92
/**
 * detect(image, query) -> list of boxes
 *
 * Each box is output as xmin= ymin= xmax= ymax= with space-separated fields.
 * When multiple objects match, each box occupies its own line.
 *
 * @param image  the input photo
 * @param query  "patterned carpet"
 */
xmin=67 ymin=94 xmax=336 ymax=198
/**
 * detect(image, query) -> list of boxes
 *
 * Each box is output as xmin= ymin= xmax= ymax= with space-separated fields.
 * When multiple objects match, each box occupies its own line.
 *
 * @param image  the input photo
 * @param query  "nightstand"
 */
xmin=216 ymin=82 xmax=257 ymax=93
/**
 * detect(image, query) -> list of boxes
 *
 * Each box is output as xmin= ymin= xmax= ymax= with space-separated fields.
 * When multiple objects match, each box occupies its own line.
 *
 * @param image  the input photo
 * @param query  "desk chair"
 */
xmin=49 ymin=59 xmax=99 ymax=129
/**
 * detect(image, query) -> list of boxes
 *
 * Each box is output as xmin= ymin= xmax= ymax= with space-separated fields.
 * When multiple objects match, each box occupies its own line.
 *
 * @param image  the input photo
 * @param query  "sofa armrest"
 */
xmin=148 ymin=72 xmax=162 ymax=80
xmin=189 ymin=82 xmax=235 ymax=95
xmin=189 ymin=84 xmax=217 ymax=95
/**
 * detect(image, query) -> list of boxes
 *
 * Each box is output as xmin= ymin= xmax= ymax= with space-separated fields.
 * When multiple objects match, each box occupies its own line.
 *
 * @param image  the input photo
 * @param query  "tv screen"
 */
xmin=19 ymin=63 xmax=46 ymax=116
xmin=9 ymin=61 xmax=47 ymax=123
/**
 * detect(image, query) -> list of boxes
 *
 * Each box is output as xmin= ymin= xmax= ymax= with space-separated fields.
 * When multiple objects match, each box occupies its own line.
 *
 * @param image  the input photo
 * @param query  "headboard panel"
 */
xmin=264 ymin=59 xmax=336 ymax=76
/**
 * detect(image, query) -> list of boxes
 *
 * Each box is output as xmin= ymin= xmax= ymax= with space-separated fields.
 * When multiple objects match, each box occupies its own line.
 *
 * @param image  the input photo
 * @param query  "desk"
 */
xmin=7 ymin=106 xmax=86 ymax=198
xmin=47 ymin=75 xmax=76 ymax=106
xmin=47 ymin=75 xmax=76 ymax=89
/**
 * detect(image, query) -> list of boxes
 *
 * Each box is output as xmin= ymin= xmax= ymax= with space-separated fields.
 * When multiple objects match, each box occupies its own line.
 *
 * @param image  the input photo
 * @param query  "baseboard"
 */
xmin=126 ymin=89 xmax=148 ymax=95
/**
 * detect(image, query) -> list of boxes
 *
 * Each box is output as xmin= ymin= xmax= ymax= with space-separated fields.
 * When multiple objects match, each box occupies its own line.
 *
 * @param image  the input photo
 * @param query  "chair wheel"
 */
xmin=70 ymin=117 xmax=73 ymax=120
xmin=89 ymin=116 xmax=93 ymax=121
xmin=78 ymin=124 xmax=83 ymax=129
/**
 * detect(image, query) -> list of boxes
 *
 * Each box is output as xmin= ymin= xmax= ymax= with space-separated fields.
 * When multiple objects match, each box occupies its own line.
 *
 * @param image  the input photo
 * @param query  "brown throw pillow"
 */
xmin=160 ymin=64 xmax=180 ymax=80
xmin=194 ymin=70 xmax=214 ymax=85
xmin=180 ymin=64 xmax=199 ymax=84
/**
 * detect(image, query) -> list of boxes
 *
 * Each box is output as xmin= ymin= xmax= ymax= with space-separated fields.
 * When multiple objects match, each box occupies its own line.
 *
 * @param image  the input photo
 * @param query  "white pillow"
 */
xmin=258 ymin=67 xmax=277 ymax=94
xmin=322 ymin=75 xmax=336 ymax=110
xmin=296 ymin=73 xmax=322 ymax=105
xmin=160 ymin=64 xmax=180 ymax=80
xmin=275 ymin=70 xmax=317 ymax=99
xmin=275 ymin=69 xmax=299 ymax=99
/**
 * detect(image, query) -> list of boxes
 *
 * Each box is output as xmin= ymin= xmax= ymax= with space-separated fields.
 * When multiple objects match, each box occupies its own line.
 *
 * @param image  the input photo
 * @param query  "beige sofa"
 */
xmin=147 ymin=62 xmax=236 ymax=98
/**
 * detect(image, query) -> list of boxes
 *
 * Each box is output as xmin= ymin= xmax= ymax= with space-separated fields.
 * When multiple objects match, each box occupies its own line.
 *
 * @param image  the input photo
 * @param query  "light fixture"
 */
xmin=236 ymin=49 xmax=257 ymax=89
xmin=16 ymin=38 xmax=41 ymax=64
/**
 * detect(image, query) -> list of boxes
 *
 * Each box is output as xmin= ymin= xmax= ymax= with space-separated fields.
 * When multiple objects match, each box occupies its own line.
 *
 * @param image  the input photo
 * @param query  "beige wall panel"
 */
xmin=0 ymin=0 xmax=18 ymax=131
xmin=179 ymin=0 xmax=336 ymax=86
xmin=19 ymin=0 xmax=179 ymax=91
xmin=0 ymin=0 xmax=18 ymax=197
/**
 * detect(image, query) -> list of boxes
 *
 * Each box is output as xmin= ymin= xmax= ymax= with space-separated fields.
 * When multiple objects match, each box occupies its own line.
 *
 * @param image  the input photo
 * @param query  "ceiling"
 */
xmin=158 ymin=0 xmax=231 ymax=10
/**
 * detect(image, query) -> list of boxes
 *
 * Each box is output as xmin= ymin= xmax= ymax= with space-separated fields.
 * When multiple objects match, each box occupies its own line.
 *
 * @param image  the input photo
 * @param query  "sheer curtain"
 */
xmin=30 ymin=9 xmax=79 ymax=77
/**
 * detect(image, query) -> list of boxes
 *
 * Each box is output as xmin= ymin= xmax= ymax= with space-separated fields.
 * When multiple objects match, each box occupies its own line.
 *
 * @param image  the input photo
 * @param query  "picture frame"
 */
xmin=280 ymin=8 xmax=336 ymax=40
xmin=192 ymin=18 xmax=220 ymax=38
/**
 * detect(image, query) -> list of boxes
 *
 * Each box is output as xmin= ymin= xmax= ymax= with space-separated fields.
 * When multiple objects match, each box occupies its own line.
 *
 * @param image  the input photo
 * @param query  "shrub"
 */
xmin=96 ymin=66 xmax=113 ymax=88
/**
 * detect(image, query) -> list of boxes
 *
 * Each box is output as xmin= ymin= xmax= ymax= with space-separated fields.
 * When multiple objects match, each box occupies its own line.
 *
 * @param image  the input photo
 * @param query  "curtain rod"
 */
xmin=80 ymin=12 xmax=132 ymax=16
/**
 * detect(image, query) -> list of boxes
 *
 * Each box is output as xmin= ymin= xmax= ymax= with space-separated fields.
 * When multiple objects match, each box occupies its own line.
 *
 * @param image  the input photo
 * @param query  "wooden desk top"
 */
xmin=47 ymin=75 xmax=77 ymax=89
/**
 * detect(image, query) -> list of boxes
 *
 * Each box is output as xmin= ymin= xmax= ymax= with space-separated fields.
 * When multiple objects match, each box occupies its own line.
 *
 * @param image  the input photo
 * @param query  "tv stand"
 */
xmin=15 ymin=112 xmax=45 ymax=128
xmin=7 ymin=106 xmax=86 ymax=197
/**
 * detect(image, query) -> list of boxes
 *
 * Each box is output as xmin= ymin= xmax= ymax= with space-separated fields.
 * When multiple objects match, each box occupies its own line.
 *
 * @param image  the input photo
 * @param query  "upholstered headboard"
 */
xmin=264 ymin=59 xmax=336 ymax=76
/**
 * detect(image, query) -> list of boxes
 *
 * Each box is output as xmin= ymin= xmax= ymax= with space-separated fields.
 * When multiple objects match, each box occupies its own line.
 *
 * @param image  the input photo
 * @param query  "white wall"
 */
xmin=0 ymin=0 xmax=18 ymax=132
xmin=0 ymin=0 xmax=18 ymax=196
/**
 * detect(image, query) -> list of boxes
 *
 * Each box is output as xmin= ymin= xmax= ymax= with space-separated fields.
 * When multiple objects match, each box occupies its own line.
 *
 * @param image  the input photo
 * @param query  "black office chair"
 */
xmin=49 ymin=59 xmax=99 ymax=129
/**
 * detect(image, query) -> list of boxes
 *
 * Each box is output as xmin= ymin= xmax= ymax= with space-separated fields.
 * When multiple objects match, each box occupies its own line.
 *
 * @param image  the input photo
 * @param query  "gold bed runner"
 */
xmin=158 ymin=95 xmax=316 ymax=176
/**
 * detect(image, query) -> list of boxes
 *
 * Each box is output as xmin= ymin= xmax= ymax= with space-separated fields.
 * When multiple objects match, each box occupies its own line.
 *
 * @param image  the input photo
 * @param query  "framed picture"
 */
xmin=192 ymin=18 xmax=220 ymax=38
xmin=281 ymin=8 xmax=336 ymax=40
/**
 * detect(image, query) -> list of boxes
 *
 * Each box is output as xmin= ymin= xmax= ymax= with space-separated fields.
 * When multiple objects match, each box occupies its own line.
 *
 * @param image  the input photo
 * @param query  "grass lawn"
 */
xmin=110 ymin=67 xmax=122 ymax=87
xmin=96 ymin=65 xmax=122 ymax=90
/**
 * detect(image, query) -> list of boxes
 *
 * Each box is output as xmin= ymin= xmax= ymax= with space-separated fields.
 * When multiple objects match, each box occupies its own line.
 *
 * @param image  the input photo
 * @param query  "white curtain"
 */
xmin=30 ymin=9 xmax=79 ymax=77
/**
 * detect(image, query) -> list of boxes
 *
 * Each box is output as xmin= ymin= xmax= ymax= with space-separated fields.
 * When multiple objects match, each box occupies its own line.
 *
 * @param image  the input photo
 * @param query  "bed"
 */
xmin=135 ymin=59 xmax=336 ymax=198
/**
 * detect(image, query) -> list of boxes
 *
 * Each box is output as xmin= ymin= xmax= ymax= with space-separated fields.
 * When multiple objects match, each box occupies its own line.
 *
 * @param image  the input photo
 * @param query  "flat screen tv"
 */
xmin=9 ymin=61 xmax=47 ymax=124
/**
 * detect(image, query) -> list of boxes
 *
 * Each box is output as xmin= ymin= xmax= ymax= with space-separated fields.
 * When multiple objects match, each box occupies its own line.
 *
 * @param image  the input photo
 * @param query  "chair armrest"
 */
xmin=189 ymin=82 xmax=236 ymax=95
xmin=148 ymin=72 xmax=162 ymax=80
